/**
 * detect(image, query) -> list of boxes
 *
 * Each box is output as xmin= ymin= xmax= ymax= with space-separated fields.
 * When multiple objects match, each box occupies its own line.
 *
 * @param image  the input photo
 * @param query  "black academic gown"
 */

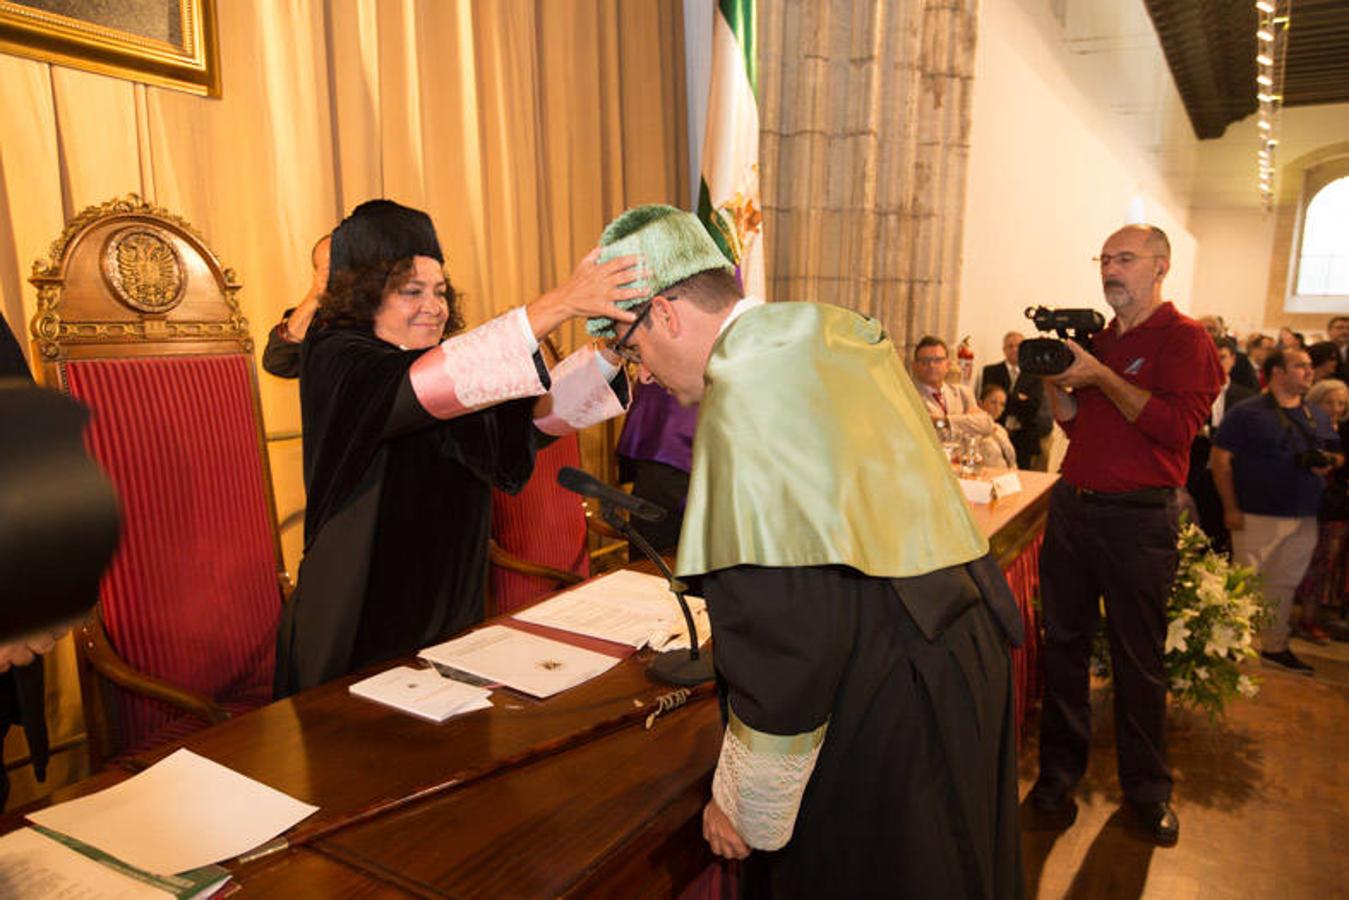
xmin=702 ymin=559 xmax=1024 ymax=900
xmin=273 ymin=323 xmax=544 ymax=696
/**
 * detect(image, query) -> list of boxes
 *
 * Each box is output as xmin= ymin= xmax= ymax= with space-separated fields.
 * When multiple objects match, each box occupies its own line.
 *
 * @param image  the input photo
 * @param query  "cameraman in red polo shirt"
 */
xmin=1027 ymin=224 xmax=1222 ymax=847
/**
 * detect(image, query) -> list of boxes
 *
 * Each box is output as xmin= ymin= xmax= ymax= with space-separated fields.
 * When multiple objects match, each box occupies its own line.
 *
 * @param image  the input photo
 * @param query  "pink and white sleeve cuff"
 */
xmin=533 ymin=346 xmax=630 ymax=436
xmin=408 ymin=309 xmax=547 ymax=420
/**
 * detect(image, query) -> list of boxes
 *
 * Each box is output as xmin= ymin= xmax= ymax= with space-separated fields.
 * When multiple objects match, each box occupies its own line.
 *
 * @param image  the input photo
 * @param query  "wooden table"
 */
xmin=4 ymin=472 xmax=1056 ymax=897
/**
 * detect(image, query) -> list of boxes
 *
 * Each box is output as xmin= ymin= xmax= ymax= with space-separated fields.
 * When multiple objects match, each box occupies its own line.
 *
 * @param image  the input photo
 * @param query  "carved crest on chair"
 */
xmin=29 ymin=194 xmax=249 ymax=361
xmin=102 ymin=226 xmax=187 ymax=313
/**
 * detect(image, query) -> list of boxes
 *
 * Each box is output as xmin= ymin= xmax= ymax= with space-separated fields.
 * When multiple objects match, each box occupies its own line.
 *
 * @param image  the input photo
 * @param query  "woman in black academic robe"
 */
xmin=274 ymin=200 xmax=637 ymax=695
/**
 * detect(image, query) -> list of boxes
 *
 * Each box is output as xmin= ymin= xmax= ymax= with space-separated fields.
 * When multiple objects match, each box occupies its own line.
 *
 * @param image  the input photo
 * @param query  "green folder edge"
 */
xmin=28 ymin=824 xmax=231 ymax=899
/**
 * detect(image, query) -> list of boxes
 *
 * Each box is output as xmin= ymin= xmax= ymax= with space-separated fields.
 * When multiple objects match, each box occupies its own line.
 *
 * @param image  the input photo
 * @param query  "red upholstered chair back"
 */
xmin=64 ymin=357 xmax=279 ymax=748
xmin=490 ymin=435 xmax=591 ymax=614
xmin=28 ymin=195 xmax=284 ymax=763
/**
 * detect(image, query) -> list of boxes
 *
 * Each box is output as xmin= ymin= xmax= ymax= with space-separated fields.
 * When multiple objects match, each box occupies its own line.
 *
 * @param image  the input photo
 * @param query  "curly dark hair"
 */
xmin=317 ymin=257 xmax=464 ymax=337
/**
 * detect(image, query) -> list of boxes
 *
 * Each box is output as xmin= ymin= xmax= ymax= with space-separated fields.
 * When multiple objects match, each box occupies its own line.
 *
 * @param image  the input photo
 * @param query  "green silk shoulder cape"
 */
xmin=675 ymin=302 xmax=988 ymax=578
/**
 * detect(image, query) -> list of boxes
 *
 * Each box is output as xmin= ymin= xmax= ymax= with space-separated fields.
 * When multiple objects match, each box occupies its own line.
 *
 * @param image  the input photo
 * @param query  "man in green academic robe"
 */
xmin=589 ymin=206 xmax=1025 ymax=899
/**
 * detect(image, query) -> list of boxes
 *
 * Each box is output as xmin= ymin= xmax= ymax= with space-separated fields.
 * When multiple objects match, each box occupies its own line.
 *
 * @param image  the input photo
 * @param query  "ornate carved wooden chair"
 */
xmin=28 ymin=195 xmax=285 ymax=769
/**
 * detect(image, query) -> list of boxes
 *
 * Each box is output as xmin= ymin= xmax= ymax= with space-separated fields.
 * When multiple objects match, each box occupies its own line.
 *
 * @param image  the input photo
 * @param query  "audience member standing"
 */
xmin=1200 ymin=316 xmax=1258 ymax=390
xmin=1307 ymin=341 xmax=1340 ymax=383
xmin=1211 ymin=348 xmax=1343 ymax=677
xmin=1246 ymin=334 xmax=1274 ymax=389
xmin=1328 ymin=316 xmax=1349 ymax=382
xmin=1292 ymin=379 xmax=1349 ymax=644
xmin=1029 ymin=224 xmax=1221 ymax=847
xmin=1188 ymin=337 xmax=1257 ymax=553
xmin=981 ymin=331 xmax=1051 ymax=468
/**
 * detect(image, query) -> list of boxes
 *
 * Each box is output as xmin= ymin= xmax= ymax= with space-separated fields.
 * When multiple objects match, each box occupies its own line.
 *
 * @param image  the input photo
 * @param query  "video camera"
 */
xmin=1017 ymin=306 xmax=1107 ymax=376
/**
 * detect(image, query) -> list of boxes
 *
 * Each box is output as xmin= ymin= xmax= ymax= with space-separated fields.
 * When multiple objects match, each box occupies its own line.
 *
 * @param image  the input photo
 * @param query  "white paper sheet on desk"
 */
xmin=513 ymin=568 xmax=711 ymax=650
xmin=27 ymin=749 xmax=318 ymax=877
xmin=418 ymin=625 xmax=619 ymax=698
xmin=0 ymin=827 xmax=171 ymax=899
xmin=349 ymin=665 xmax=493 ymax=722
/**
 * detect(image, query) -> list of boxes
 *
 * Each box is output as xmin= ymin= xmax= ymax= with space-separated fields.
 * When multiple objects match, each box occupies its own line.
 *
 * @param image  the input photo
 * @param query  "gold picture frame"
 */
xmin=0 ymin=0 xmax=219 ymax=98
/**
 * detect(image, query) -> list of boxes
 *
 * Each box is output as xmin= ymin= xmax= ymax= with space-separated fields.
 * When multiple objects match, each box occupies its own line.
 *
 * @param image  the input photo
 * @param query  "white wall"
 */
xmin=1188 ymin=206 xmax=1276 ymax=336
xmin=1189 ymin=103 xmax=1349 ymax=336
xmin=956 ymin=0 xmax=1200 ymax=370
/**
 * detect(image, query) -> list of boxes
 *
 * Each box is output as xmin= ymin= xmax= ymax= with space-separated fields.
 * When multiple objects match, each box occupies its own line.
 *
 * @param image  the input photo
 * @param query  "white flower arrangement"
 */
xmin=1093 ymin=519 xmax=1271 ymax=719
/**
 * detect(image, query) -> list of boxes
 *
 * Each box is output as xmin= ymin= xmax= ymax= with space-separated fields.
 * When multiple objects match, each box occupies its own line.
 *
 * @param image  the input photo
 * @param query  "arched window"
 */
xmin=1294 ymin=175 xmax=1349 ymax=297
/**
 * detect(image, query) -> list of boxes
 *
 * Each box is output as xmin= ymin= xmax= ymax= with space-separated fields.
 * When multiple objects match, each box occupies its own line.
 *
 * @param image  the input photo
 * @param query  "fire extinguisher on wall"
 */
xmin=957 ymin=336 xmax=975 ymax=386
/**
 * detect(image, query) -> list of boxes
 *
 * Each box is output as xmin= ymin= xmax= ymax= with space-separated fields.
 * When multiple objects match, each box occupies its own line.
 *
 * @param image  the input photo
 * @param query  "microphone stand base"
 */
xmin=648 ymin=648 xmax=715 ymax=686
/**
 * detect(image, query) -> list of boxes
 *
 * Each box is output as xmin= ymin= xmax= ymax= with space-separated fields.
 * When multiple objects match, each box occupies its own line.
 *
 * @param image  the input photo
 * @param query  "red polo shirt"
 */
xmin=1060 ymin=301 xmax=1222 ymax=492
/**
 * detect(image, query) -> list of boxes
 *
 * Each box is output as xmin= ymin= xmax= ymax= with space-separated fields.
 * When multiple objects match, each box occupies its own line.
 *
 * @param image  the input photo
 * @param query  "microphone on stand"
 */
xmin=558 ymin=466 xmax=713 ymax=686
xmin=557 ymin=467 xmax=666 ymax=522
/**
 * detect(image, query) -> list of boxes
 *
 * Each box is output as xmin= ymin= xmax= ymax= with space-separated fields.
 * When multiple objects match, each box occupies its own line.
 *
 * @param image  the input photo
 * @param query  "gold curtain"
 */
xmin=0 ymin=0 xmax=686 ymax=807
xmin=758 ymin=0 xmax=978 ymax=352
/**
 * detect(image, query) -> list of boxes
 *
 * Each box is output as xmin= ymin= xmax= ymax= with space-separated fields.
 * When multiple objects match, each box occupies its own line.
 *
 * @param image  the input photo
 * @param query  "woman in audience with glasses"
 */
xmin=1293 ymin=378 xmax=1349 ymax=645
xmin=275 ymin=200 xmax=640 ymax=695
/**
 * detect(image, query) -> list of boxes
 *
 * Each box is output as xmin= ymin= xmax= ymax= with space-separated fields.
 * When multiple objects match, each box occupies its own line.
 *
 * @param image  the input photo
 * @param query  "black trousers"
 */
xmin=1038 ymin=480 xmax=1178 ymax=804
xmin=1009 ymin=429 xmax=1041 ymax=470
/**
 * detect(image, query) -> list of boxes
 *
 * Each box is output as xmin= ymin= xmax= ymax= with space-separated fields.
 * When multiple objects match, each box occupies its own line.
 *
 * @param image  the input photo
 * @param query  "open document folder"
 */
xmin=27 ymin=749 xmax=317 ymax=878
xmin=0 ymin=825 xmax=229 ymax=899
xmin=348 ymin=665 xmax=493 ymax=722
xmin=512 ymin=568 xmax=712 ymax=650
xmin=419 ymin=625 xmax=621 ymax=698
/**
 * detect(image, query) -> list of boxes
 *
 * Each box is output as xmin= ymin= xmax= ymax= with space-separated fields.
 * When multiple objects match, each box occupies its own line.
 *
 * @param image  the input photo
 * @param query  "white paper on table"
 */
xmin=959 ymin=478 xmax=995 ymax=504
xmin=418 ymin=625 xmax=620 ymax=698
xmin=991 ymin=471 xmax=1023 ymax=498
xmin=513 ymin=569 xmax=711 ymax=649
xmin=0 ymin=827 xmax=170 ymax=899
xmin=349 ymin=666 xmax=494 ymax=722
xmin=28 ymin=749 xmax=318 ymax=877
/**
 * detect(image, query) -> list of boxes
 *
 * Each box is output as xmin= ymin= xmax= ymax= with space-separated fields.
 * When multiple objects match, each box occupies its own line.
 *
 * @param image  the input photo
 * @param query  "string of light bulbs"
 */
xmin=1255 ymin=0 xmax=1291 ymax=210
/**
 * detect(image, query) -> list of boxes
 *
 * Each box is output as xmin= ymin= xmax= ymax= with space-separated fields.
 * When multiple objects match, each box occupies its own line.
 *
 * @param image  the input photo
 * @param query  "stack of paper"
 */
xmin=348 ymin=665 xmax=493 ymax=722
xmin=419 ymin=625 xmax=620 ymax=698
xmin=23 ymin=749 xmax=316 ymax=886
xmin=513 ymin=569 xmax=711 ymax=650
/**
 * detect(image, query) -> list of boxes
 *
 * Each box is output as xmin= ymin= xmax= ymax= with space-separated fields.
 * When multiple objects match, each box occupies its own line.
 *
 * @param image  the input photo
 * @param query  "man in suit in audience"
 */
xmin=1200 ymin=316 xmax=1258 ymax=391
xmin=981 ymin=331 xmax=1051 ymax=469
xmin=1246 ymin=333 xmax=1274 ymax=389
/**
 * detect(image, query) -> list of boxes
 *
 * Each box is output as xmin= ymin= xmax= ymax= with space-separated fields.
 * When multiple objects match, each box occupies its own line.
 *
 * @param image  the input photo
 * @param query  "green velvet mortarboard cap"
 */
xmin=586 ymin=204 xmax=734 ymax=338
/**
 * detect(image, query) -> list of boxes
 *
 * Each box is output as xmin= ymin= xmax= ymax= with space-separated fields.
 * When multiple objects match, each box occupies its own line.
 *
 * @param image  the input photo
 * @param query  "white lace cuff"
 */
xmin=533 ymin=345 xmax=629 ymax=436
xmin=711 ymin=709 xmax=826 ymax=852
xmin=408 ymin=309 xmax=547 ymax=419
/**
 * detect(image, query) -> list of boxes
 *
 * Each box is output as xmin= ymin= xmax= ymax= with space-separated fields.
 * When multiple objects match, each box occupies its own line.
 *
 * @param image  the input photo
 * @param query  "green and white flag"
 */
xmin=698 ymin=0 xmax=763 ymax=298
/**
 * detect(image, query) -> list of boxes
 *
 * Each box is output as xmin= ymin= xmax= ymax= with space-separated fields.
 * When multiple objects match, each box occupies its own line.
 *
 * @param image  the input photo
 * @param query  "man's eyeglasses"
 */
xmin=1092 ymin=252 xmax=1163 ymax=267
xmin=914 ymin=356 xmax=948 ymax=366
xmin=610 ymin=297 xmax=673 ymax=365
